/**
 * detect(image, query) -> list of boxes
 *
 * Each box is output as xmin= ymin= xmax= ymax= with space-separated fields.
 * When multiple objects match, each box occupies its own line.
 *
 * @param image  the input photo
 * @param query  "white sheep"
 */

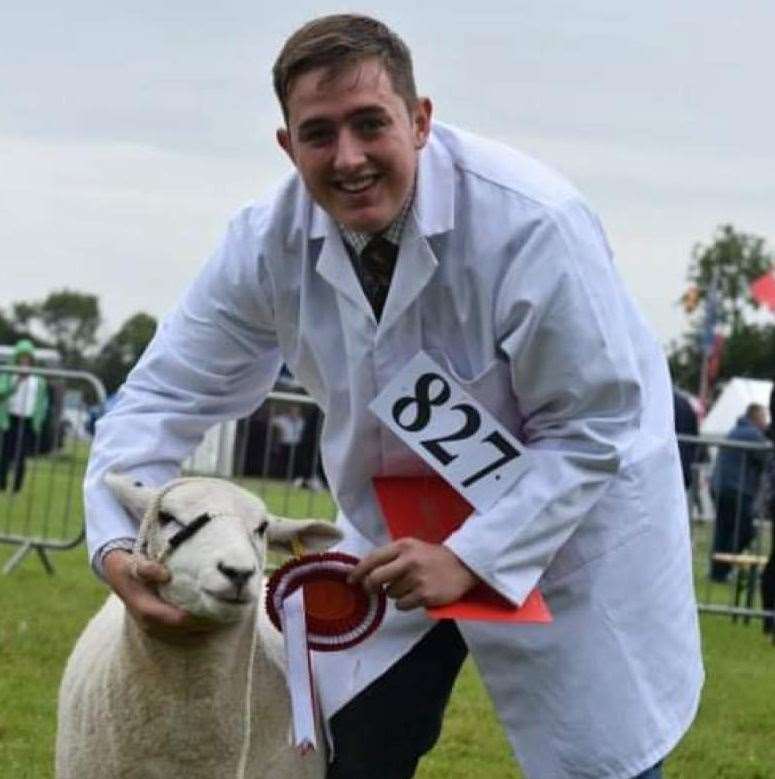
xmin=56 ymin=474 xmax=342 ymax=779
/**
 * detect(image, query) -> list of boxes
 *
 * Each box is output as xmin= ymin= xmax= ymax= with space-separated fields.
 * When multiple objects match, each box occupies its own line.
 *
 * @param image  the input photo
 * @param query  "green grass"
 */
xmin=1 ymin=457 xmax=774 ymax=778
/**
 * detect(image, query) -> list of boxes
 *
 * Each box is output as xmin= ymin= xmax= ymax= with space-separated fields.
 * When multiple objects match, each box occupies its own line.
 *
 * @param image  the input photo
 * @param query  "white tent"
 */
xmin=700 ymin=377 xmax=773 ymax=436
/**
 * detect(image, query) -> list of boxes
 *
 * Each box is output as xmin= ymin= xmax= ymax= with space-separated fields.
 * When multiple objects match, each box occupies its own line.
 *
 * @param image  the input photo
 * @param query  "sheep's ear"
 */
xmin=104 ymin=472 xmax=158 ymax=522
xmin=265 ymin=516 xmax=343 ymax=554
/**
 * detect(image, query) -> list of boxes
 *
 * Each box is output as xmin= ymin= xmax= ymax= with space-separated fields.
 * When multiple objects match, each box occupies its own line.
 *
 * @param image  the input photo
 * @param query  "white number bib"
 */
xmin=369 ymin=352 xmax=529 ymax=513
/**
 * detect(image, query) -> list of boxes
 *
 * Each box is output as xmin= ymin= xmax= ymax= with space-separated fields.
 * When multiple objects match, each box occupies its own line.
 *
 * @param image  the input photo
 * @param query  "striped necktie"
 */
xmin=359 ymin=236 xmax=398 ymax=321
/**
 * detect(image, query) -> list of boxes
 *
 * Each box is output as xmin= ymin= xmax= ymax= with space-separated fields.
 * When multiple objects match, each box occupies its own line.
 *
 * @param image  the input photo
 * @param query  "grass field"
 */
xmin=1 ymin=450 xmax=774 ymax=778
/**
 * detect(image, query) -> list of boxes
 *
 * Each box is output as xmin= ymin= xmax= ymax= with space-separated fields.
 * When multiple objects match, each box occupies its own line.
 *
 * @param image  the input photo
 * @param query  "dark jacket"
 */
xmin=712 ymin=415 xmax=768 ymax=497
xmin=673 ymin=390 xmax=698 ymax=488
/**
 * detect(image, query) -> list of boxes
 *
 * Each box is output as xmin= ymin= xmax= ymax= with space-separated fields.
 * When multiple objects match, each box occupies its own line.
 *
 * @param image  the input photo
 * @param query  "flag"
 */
xmin=698 ymin=274 xmax=722 ymax=409
xmin=750 ymin=270 xmax=775 ymax=311
xmin=706 ymin=332 xmax=725 ymax=386
xmin=681 ymin=285 xmax=700 ymax=313
xmin=700 ymin=278 xmax=720 ymax=355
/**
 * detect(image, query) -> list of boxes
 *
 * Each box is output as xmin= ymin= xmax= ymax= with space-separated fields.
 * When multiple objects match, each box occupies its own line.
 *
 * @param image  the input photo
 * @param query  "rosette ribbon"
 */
xmin=266 ymin=550 xmax=387 ymax=753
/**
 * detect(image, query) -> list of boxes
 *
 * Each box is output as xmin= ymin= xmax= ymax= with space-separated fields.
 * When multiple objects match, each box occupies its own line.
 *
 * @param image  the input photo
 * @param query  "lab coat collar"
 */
xmin=315 ymin=224 xmax=376 ymax=319
xmin=412 ymin=125 xmax=456 ymax=238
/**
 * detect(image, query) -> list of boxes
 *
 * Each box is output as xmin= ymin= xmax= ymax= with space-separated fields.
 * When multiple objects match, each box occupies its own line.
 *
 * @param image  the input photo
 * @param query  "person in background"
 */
xmin=760 ymin=386 xmax=775 ymax=632
xmin=710 ymin=402 xmax=768 ymax=582
xmin=673 ymin=389 xmax=699 ymax=491
xmin=0 ymin=339 xmax=48 ymax=492
xmin=269 ymin=402 xmax=307 ymax=482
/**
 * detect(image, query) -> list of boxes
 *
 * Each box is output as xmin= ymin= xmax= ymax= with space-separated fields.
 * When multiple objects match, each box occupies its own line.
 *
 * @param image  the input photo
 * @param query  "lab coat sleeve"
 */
xmin=84 ymin=205 xmax=283 ymax=568
xmin=444 ymin=197 xmax=644 ymax=605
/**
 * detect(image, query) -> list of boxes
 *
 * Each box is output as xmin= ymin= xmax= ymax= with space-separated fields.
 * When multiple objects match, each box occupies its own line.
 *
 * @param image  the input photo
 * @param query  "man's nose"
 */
xmin=333 ymin=129 xmax=367 ymax=172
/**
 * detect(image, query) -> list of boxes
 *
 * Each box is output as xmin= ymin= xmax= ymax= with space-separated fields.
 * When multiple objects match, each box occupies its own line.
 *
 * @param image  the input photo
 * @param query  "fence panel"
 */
xmin=188 ymin=390 xmax=337 ymax=522
xmin=0 ymin=380 xmax=334 ymax=575
xmin=11 ymin=371 xmax=771 ymax=634
xmin=680 ymin=432 xmax=775 ymax=635
xmin=0 ymin=365 xmax=105 ymax=574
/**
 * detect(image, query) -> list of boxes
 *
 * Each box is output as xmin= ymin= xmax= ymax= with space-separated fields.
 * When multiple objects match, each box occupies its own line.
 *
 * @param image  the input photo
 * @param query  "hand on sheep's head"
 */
xmin=102 ymin=549 xmax=219 ymax=644
xmin=103 ymin=473 xmax=342 ymax=642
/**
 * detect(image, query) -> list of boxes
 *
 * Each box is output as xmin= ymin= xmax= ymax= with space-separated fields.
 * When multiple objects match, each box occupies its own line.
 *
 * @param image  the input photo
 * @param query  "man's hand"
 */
xmin=347 ymin=538 xmax=478 ymax=611
xmin=102 ymin=550 xmax=218 ymax=643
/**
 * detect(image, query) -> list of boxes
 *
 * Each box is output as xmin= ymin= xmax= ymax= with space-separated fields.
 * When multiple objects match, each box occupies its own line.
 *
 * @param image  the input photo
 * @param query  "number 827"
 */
xmin=391 ymin=372 xmax=520 ymax=488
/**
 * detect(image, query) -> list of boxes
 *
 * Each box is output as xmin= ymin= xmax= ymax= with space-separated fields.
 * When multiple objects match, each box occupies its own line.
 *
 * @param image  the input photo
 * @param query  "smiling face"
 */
xmin=277 ymin=57 xmax=432 ymax=233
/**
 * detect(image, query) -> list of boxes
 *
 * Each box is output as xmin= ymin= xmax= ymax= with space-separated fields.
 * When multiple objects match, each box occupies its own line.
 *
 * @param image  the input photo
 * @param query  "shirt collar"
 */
xmin=338 ymin=185 xmax=415 ymax=254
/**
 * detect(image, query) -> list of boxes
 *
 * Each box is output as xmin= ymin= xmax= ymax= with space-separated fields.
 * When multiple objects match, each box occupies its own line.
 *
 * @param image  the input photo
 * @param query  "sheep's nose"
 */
xmin=217 ymin=562 xmax=256 ymax=590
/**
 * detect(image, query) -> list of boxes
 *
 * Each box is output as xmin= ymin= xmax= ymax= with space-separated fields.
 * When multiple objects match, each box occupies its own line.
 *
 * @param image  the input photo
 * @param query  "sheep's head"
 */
xmin=105 ymin=473 xmax=342 ymax=623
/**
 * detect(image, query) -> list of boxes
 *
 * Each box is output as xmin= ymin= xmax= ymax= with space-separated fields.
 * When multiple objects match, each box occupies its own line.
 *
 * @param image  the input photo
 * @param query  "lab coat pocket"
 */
xmin=423 ymin=349 xmax=522 ymax=434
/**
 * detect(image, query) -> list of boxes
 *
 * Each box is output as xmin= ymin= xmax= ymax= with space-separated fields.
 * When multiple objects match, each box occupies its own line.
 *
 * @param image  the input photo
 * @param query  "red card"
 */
xmin=372 ymin=475 xmax=552 ymax=623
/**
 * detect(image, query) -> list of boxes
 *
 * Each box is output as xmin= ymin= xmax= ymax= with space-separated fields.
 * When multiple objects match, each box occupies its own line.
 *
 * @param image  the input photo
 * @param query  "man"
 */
xmin=709 ymin=402 xmax=769 ymax=582
xmin=761 ymin=387 xmax=775 ymax=633
xmin=673 ymin=388 xmax=699 ymax=491
xmin=0 ymin=339 xmax=48 ymax=492
xmin=85 ymin=14 xmax=703 ymax=779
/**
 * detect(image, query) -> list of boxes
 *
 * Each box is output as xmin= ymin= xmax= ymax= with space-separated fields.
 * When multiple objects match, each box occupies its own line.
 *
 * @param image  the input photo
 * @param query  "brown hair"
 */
xmin=273 ymin=14 xmax=418 ymax=121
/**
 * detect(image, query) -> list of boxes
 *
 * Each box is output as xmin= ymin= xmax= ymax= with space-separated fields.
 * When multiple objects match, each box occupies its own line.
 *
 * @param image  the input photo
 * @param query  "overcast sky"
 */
xmin=2 ymin=1 xmax=773 ymax=349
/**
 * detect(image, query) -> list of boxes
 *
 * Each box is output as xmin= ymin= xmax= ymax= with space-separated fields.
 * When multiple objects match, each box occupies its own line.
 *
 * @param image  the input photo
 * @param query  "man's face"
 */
xmin=277 ymin=58 xmax=432 ymax=233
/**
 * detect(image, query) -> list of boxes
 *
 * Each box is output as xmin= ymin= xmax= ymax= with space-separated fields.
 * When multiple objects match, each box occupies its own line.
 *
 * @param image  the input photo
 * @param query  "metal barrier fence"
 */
xmin=181 ymin=411 xmax=775 ymax=637
xmin=680 ymin=432 xmax=775 ymax=637
xmin=0 ymin=382 xmax=335 ymax=575
xmin=0 ymin=364 xmax=105 ymax=574
xmin=186 ymin=389 xmax=337 ymax=522
xmin=4 ymin=370 xmax=775 ymax=640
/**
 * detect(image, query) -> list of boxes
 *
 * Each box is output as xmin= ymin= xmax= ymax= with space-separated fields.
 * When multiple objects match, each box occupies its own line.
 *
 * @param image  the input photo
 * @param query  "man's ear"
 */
xmin=277 ymin=127 xmax=295 ymax=164
xmin=265 ymin=516 xmax=343 ymax=554
xmin=411 ymin=97 xmax=433 ymax=150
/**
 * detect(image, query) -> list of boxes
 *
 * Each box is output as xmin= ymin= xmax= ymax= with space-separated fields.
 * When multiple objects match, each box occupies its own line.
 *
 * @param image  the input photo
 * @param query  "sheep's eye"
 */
xmin=256 ymin=520 xmax=269 ymax=537
xmin=158 ymin=510 xmax=178 ymax=527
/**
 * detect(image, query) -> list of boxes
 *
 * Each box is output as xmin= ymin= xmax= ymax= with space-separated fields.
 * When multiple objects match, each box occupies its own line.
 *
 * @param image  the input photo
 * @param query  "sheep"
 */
xmin=56 ymin=473 xmax=342 ymax=779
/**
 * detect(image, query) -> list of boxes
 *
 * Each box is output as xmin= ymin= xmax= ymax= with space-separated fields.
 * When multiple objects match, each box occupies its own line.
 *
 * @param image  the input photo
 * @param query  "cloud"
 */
xmin=0 ymin=135 xmax=291 ymax=337
xmin=2 ymin=1 xmax=774 ymax=348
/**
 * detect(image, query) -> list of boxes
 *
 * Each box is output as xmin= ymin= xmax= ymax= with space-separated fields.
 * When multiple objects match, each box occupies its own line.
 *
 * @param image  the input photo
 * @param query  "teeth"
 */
xmin=337 ymin=175 xmax=377 ymax=193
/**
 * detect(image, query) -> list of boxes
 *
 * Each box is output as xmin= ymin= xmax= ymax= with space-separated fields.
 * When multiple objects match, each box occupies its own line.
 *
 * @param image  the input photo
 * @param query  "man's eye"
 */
xmin=356 ymin=118 xmax=386 ymax=135
xmin=301 ymin=128 xmax=333 ymax=145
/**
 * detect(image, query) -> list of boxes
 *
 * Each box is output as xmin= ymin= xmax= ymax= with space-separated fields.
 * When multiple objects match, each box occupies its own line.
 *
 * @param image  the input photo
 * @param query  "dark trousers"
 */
xmin=0 ymin=415 xmax=36 ymax=492
xmin=762 ymin=553 xmax=775 ymax=633
xmin=635 ymin=764 xmax=663 ymax=778
xmin=710 ymin=488 xmax=755 ymax=581
xmin=761 ymin=515 xmax=775 ymax=633
xmin=326 ymin=620 xmax=467 ymax=779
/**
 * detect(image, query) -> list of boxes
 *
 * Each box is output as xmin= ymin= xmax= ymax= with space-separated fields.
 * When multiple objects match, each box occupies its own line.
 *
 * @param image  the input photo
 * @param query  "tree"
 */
xmin=36 ymin=290 xmax=101 ymax=368
xmin=686 ymin=224 xmax=773 ymax=332
xmin=0 ymin=308 xmax=23 ymax=345
xmin=93 ymin=313 xmax=157 ymax=394
xmin=11 ymin=301 xmax=37 ymax=332
xmin=669 ymin=225 xmax=775 ymax=393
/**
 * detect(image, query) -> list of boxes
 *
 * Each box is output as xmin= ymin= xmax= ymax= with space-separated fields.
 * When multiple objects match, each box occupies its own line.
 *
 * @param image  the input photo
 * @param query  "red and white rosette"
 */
xmin=265 ymin=552 xmax=386 ymax=753
xmin=266 ymin=552 xmax=386 ymax=651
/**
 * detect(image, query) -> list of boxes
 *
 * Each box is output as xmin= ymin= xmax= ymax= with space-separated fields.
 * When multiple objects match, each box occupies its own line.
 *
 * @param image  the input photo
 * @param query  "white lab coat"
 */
xmin=85 ymin=122 xmax=703 ymax=778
